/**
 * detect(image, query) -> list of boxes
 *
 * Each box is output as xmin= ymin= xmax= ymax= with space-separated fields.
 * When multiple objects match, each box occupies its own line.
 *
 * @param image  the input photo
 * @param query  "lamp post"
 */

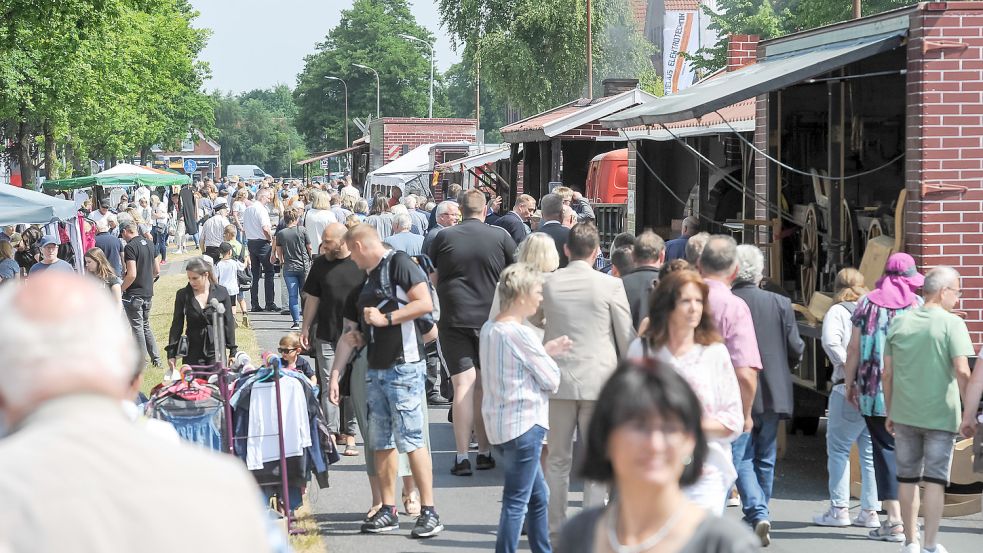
xmin=325 ymin=76 xmax=349 ymax=147
xmin=398 ymin=33 xmax=435 ymax=118
xmin=353 ymin=63 xmax=380 ymax=118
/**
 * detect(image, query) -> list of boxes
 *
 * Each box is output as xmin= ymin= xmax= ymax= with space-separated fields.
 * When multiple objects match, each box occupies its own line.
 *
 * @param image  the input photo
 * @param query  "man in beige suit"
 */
xmin=0 ymin=273 xmax=281 ymax=553
xmin=539 ymin=222 xmax=635 ymax=537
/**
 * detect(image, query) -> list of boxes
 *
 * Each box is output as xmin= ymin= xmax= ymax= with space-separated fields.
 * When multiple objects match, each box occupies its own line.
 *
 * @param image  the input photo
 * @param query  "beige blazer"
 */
xmin=540 ymin=260 xmax=635 ymax=400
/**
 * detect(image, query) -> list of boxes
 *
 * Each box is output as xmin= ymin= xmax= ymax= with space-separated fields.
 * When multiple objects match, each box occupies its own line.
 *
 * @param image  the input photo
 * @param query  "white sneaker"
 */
xmin=900 ymin=543 xmax=921 ymax=553
xmin=813 ymin=506 xmax=851 ymax=527
xmin=754 ymin=519 xmax=771 ymax=547
xmin=726 ymin=490 xmax=741 ymax=507
xmin=922 ymin=545 xmax=948 ymax=553
xmin=853 ymin=509 xmax=882 ymax=528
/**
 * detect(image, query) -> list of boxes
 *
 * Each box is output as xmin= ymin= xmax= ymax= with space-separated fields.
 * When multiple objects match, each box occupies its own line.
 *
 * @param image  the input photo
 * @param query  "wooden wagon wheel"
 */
xmin=841 ymin=198 xmax=856 ymax=267
xmin=800 ymin=204 xmax=820 ymax=303
xmin=867 ymin=219 xmax=884 ymax=242
xmin=894 ymin=188 xmax=907 ymax=252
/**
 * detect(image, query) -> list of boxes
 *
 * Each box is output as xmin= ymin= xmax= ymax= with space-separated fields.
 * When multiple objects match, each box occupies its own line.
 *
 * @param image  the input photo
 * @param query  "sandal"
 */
xmin=403 ymin=490 xmax=421 ymax=516
xmin=342 ymin=446 xmax=360 ymax=456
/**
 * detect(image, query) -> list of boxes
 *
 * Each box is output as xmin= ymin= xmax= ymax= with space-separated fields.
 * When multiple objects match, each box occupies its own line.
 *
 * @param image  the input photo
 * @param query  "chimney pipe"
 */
xmin=602 ymin=78 xmax=640 ymax=97
xmin=727 ymin=34 xmax=760 ymax=72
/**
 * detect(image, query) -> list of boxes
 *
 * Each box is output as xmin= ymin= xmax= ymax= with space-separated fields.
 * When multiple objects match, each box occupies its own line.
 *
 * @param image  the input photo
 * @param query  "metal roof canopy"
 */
xmin=297 ymin=144 xmax=365 ymax=166
xmin=436 ymin=146 xmax=511 ymax=173
xmin=602 ymin=15 xmax=910 ymax=128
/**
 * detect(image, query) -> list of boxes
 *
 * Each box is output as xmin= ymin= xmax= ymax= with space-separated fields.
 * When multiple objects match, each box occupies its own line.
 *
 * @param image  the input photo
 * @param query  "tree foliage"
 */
xmin=689 ymin=0 xmax=914 ymax=73
xmin=212 ymin=85 xmax=308 ymax=177
xmin=444 ymin=58 xmax=508 ymax=144
xmin=0 ymin=0 xmax=213 ymax=184
xmin=294 ymin=0 xmax=443 ymax=152
xmin=438 ymin=0 xmax=656 ymax=116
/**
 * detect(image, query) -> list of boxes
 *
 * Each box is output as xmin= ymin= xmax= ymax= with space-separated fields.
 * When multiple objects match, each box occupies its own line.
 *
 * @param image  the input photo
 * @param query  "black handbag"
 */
xmin=338 ymin=360 xmax=353 ymax=397
xmin=237 ymin=266 xmax=252 ymax=288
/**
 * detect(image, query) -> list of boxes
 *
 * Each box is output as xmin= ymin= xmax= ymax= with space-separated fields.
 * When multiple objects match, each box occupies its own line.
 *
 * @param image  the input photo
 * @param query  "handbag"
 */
xmin=339 ymin=359 xmax=354 ymax=397
xmin=237 ymin=265 xmax=252 ymax=288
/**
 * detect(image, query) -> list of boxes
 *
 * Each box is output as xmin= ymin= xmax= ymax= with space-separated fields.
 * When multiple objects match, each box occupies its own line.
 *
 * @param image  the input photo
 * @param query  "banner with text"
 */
xmin=663 ymin=10 xmax=700 ymax=96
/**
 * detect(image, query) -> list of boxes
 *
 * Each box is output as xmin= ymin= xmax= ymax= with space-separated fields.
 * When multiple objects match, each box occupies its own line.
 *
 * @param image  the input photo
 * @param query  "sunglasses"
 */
xmin=277 ymin=347 xmax=298 ymax=354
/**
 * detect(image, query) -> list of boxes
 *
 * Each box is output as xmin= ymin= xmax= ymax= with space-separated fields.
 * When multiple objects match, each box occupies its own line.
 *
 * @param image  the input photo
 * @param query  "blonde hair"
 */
xmin=517 ymin=232 xmax=560 ymax=273
xmin=0 ymin=240 xmax=13 ymax=261
xmin=833 ymin=268 xmax=867 ymax=303
xmin=311 ymin=190 xmax=331 ymax=210
xmin=496 ymin=262 xmax=545 ymax=312
xmin=223 ymin=224 xmax=236 ymax=240
xmin=279 ymin=332 xmax=302 ymax=349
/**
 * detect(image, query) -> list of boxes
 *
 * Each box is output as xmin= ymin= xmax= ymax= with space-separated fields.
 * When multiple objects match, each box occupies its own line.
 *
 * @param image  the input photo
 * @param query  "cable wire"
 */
xmin=712 ymin=109 xmax=905 ymax=180
xmin=630 ymin=141 xmax=728 ymax=228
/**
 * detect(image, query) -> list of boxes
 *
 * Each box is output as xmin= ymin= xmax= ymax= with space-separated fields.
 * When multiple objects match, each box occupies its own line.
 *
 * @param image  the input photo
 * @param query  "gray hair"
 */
xmin=735 ymin=244 xmax=765 ymax=285
xmin=923 ymin=266 xmax=959 ymax=295
xmin=685 ymin=232 xmax=711 ymax=266
xmin=540 ymin=193 xmax=563 ymax=220
xmin=392 ymin=212 xmax=413 ymax=232
xmin=401 ymin=195 xmax=418 ymax=210
xmin=435 ymin=201 xmax=456 ymax=217
xmin=185 ymin=256 xmax=217 ymax=285
xmin=0 ymin=275 xmax=138 ymax=413
xmin=119 ymin=222 xmax=138 ymax=236
xmin=311 ymin=189 xmax=331 ymax=210
xmin=497 ymin=262 xmax=545 ymax=312
xmin=699 ymin=234 xmax=738 ymax=276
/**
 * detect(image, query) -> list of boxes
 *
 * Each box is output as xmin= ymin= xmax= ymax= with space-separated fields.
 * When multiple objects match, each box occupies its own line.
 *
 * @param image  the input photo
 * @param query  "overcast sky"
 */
xmin=190 ymin=0 xmax=459 ymax=94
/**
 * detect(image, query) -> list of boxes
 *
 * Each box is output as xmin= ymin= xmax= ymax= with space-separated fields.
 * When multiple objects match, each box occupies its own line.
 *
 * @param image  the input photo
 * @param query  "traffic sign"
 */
xmin=183 ymin=159 xmax=198 ymax=173
xmin=320 ymin=159 xmax=330 ymax=170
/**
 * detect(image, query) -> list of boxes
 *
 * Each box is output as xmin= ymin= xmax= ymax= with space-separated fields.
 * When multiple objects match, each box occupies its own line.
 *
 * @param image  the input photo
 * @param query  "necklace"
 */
xmin=606 ymin=501 xmax=684 ymax=553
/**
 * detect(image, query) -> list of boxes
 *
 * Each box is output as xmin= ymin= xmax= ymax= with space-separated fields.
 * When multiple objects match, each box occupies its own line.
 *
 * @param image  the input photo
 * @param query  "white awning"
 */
xmin=436 ymin=146 xmax=511 ymax=173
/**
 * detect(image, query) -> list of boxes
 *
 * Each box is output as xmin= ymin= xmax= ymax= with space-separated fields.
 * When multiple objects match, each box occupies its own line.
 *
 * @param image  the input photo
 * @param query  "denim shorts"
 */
xmin=365 ymin=361 xmax=427 ymax=453
xmin=894 ymin=422 xmax=956 ymax=486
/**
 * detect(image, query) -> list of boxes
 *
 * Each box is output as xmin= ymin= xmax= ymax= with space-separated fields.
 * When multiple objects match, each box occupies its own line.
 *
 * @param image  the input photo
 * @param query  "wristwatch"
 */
xmin=385 ymin=312 xmax=393 ymax=326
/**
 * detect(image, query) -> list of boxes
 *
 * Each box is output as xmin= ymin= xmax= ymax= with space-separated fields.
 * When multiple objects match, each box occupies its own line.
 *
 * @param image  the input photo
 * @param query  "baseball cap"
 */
xmin=39 ymin=235 xmax=59 ymax=247
xmin=219 ymin=241 xmax=233 ymax=255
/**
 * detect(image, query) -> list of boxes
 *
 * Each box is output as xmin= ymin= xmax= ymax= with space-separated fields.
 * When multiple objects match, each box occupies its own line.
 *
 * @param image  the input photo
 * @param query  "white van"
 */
xmin=226 ymin=164 xmax=269 ymax=181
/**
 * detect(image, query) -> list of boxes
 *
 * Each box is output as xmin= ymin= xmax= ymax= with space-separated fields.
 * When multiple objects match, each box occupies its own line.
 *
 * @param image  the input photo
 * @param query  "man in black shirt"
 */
xmin=537 ymin=193 xmax=571 ymax=268
xmin=339 ymin=224 xmax=443 ymax=538
xmin=300 ymin=223 xmax=365 ymax=440
xmin=120 ymin=222 xmax=161 ymax=366
xmin=428 ymin=189 xmax=517 ymax=476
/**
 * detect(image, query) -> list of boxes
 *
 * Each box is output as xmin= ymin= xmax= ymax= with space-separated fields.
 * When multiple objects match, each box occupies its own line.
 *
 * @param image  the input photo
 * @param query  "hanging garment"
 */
xmin=146 ymin=385 xmax=224 ymax=451
xmin=180 ymin=186 xmax=199 ymax=235
xmin=245 ymin=378 xmax=312 ymax=470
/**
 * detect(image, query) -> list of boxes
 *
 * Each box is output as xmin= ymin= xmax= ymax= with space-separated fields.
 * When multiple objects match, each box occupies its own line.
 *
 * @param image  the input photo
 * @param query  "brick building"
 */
xmin=368 ymin=117 xmax=477 ymax=173
xmin=152 ymin=130 xmax=222 ymax=180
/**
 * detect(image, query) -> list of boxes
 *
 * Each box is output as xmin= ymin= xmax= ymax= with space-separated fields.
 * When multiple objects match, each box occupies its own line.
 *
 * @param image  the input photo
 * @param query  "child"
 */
xmin=277 ymin=332 xmax=316 ymax=387
xmin=223 ymin=226 xmax=251 ymax=323
xmin=215 ymin=242 xmax=248 ymax=327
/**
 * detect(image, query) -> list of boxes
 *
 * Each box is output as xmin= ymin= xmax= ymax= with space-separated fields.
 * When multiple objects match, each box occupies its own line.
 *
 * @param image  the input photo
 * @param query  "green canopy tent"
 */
xmin=43 ymin=163 xmax=192 ymax=190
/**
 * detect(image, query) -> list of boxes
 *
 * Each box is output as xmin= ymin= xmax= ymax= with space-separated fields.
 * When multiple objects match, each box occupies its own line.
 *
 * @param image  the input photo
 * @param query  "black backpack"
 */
xmin=373 ymin=251 xmax=440 ymax=333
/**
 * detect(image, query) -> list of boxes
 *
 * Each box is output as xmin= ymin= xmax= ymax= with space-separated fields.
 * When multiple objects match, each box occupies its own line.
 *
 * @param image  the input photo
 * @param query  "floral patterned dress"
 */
xmin=850 ymin=294 xmax=921 ymax=417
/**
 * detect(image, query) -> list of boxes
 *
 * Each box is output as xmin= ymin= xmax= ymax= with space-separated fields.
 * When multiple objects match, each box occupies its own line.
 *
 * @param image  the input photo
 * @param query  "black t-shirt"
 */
xmin=302 ymin=254 xmax=365 ymax=343
xmin=427 ymin=218 xmax=516 ymax=328
xmin=345 ymin=251 xmax=428 ymax=370
xmin=123 ymin=235 xmax=156 ymax=298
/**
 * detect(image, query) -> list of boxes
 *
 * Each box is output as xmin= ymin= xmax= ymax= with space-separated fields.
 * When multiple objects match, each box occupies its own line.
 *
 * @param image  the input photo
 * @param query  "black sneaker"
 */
xmin=476 ymin=453 xmax=495 ymax=470
xmin=265 ymin=304 xmax=281 ymax=312
xmin=427 ymin=394 xmax=451 ymax=406
xmin=250 ymin=306 xmax=265 ymax=313
xmin=450 ymin=458 xmax=472 ymax=476
xmin=360 ymin=506 xmax=399 ymax=533
xmin=411 ymin=510 xmax=444 ymax=538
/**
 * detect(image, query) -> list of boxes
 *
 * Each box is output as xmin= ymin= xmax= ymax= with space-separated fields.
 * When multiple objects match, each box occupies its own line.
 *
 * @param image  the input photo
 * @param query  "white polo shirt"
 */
xmin=242 ymin=202 xmax=271 ymax=241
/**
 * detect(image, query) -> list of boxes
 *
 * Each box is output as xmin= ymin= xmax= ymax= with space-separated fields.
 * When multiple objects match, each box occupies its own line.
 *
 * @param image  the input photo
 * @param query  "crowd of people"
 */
xmin=2 ymin=174 xmax=983 ymax=553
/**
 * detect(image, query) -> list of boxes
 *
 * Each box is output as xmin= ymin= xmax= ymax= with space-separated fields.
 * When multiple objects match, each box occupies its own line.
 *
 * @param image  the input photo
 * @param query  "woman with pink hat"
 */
xmin=843 ymin=252 xmax=924 ymax=543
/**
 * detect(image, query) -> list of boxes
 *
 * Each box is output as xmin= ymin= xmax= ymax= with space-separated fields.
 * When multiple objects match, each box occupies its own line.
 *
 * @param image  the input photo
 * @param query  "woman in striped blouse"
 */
xmin=480 ymin=262 xmax=572 ymax=553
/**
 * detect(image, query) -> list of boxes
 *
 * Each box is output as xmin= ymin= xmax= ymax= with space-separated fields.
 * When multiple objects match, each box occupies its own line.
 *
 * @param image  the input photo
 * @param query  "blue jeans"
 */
xmin=494 ymin=425 xmax=550 ymax=553
xmin=826 ymin=388 xmax=880 ymax=510
xmin=365 ymin=361 xmax=427 ymax=453
xmin=865 ymin=415 xmax=899 ymax=501
xmin=732 ymin=411 xmax=780 ymax=524
xmin=283 ymin=270 xmax=304 ymax=323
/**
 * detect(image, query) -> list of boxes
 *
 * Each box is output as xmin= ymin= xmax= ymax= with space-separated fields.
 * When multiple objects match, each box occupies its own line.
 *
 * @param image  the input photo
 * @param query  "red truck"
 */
xmin=585 ymin=148 xmax=628 ymax=204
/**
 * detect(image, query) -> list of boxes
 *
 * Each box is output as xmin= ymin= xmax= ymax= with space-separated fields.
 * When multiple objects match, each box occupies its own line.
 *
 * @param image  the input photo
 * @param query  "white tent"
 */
xmin=366 ymin=144 xmax=435 ymax=192
xmin=0 ymin=185 xmax=77 ymax=226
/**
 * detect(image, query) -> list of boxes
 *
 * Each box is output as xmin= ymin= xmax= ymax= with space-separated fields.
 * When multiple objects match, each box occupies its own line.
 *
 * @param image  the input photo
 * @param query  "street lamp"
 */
xmin=325 ymin=76 xmax=349 ymax=147
xmin=353 ymin=63 xmax=380 ymax=118
xmin=398 ymin=33 xmax=435 ymax=118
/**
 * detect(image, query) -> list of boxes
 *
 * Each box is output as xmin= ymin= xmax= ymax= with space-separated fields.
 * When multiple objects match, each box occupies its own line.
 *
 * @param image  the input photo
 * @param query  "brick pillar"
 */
xmin=728 ymin=34 xmax=760 ymax=72
xmin=907 ymin=4 xmax=983 ymax=343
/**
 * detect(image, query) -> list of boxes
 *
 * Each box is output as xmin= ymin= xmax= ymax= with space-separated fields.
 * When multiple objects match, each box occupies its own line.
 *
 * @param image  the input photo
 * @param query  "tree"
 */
xmin=294 ymin=0 xmax=441 ymax=152
xmin=438 ymin=0 xmax=656 ymax=116
xmin=444 ymin=59 xmax=508 ymax=143
xmin=212 ymin=86 xmax=308 ymax=177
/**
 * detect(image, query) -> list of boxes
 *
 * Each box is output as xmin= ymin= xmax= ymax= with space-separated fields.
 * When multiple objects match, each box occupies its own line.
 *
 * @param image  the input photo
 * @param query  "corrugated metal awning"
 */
xmin=297 ymin=144 xmax=364 ymax=166
xmin=602 ymin=30 xmax=906 ymax=128
xmin=436 ymin=146 xmax=511 ymax=173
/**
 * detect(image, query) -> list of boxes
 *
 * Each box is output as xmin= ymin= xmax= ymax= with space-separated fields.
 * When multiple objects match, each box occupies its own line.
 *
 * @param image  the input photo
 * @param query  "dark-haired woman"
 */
xmin=627 ymin=270 xmax=744 ymax=516
xmin=556 ymin=359 xmax=759 ymax=553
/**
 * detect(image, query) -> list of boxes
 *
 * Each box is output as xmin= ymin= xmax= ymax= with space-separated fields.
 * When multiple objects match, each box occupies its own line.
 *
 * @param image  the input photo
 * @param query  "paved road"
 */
xmin=226 ymin=268 xmax=983 ymax=552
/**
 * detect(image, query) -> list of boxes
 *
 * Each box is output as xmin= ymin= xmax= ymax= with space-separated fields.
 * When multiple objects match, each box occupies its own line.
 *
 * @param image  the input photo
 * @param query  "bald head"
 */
xmin=320 ymin=222 xmax=350 ymax=259
xmin=345 ymin=223 xmax=386 ymax=270
xmin=0 ymin=273 xmax=138 ymax=425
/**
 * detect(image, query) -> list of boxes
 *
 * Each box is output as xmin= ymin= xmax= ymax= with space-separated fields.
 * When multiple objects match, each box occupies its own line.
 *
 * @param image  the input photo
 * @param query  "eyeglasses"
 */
xmin=945 ymin=287 xmax=962 ymax=297
xmin=277 ymin=347 xmax=298 ymax=354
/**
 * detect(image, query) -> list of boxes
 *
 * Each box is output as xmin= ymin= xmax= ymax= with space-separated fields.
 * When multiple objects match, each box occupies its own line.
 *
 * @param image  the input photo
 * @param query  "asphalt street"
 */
xmin=165 ymin=260 xmax=983 ymax=552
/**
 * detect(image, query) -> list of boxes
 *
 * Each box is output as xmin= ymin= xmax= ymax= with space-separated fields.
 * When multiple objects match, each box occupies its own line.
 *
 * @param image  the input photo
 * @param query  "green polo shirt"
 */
xmin=885 ymin=306 xmax=974 ymax=433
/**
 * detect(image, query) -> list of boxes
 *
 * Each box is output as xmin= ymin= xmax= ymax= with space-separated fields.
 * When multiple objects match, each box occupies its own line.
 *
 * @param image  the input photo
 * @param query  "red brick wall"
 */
xmin=907 ymin=3 xmax=983 ymax=342
xmin=381 ymin=118 xmax=477 ymax=161
xmin=728 ymin=34 xmax=760 ymax=72
xmin=556 ymin=122 xmax=621 ymax=140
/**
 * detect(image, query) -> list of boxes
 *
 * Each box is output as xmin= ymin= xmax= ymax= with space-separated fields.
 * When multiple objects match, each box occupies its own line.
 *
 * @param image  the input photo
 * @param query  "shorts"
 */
xmin=894 ymin=422 xmax=956 ymax=486
xmin=438 ymin=325 xmax=480 ymax=376
xmin=365 ymin=360 xmax=427 ymax=453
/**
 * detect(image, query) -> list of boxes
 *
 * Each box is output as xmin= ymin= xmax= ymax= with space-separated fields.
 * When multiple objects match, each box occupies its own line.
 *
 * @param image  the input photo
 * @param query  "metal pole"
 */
xmin=428 ymin=43 xmax=435 ymax=118
xmin=475 ymin=46 xmax=481 ymax=132
xmin=374 ymin=69 xmax=380 ymax=118
xmin=587 ymin=0 xmax=593 ymax=98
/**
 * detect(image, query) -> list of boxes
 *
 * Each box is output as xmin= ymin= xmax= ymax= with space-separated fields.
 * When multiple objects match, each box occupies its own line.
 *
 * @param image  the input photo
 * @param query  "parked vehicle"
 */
xmin=226 ymin=164 xmax=269 ymax=181
xmin=585 ymin=148 xmax=628 ymax=204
